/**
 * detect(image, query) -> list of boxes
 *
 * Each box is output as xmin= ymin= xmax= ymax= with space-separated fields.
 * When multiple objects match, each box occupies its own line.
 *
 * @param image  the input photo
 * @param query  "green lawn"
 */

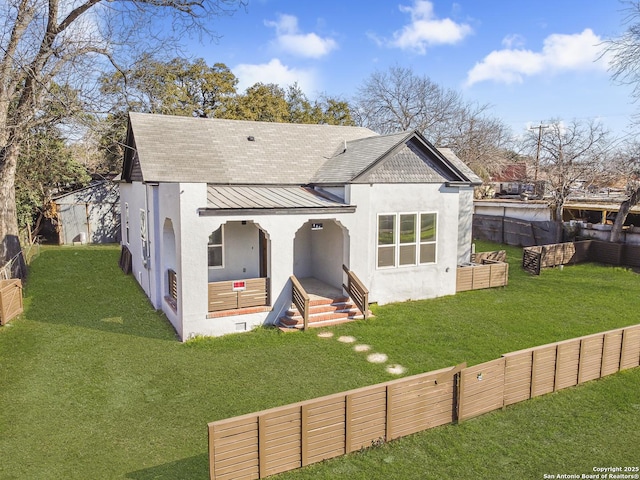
xmin=1 ymin=243 xmax=639 ymax=479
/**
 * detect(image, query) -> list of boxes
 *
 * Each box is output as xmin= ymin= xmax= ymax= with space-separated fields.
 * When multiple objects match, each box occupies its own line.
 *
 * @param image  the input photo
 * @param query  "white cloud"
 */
xmin=502 ymin=34 xmax=525 ymax=49
xmin=388 ymin=0 xmax=473 ymax=54
xmin=466 ymin=28 xmax=607 ymax=86
xmin=233 ymin=58 xmax=318 ymax=93
xmin=265 ymin=14 xmax=338 ymax=59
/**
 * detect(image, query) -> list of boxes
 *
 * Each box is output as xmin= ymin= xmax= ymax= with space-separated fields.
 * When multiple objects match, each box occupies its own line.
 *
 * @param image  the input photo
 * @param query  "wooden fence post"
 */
xmin=385 ymin=384 xmax=394 ymax=441
xmin=301 ymin=404 xmax=309 ymax=467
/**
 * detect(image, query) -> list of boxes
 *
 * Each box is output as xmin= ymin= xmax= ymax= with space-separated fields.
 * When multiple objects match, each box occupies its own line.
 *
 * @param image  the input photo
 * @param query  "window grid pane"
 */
xmin=420 ymin=243 xmax=436 ymax=264
xmin=377 ymin=246 xmax=396 ymax=268
xmin=420 ymin=213 xmax=436 ymax=242
xmin=399 ymin=245 xmax=417 ymax=266
xmin=208 ymin=246 xmax=223 ymax=267
xmin=399 ymin=214 xmax=416 ymax=244
xmin=378 ymin=215 xmax=395 ymax=245
xmin=208 ymin=226 xmax=224 ymax=268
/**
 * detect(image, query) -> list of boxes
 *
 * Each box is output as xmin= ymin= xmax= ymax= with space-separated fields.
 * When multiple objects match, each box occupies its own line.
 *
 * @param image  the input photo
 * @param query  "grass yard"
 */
xmin=0 ymin=242 xmax=639 ymax=479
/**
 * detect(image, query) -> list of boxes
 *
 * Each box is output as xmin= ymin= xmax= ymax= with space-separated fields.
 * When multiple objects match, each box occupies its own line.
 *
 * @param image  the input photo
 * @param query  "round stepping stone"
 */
xmin=354 ymin=344 xmax=371 ymax=352
xmin=317 ymin=331 xmax=334 ymax=338
xmin=386 ymin=364 xmax=406 ymax=375
xmin=367 ymin=353 xmax=388 ymax=364
xmin=337 ymin=335 xmax=356 ymax=343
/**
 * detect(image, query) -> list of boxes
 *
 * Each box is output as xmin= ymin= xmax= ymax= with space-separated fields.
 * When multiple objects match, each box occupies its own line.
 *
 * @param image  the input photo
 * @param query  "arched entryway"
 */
xmin=293 ymin=219 xmax=348 ymax=290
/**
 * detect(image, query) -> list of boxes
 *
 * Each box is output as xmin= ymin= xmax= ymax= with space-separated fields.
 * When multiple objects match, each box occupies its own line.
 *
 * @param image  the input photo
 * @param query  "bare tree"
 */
xmin=522 ymin=119 xmax=613 ymax=222
xmin=353 ymin=66 xmax=463 ymax=137
xmin=609 ymin=140 xmax=640 ymax=242
xmin=604 ymin=0 xmax=640 ymax=124
xmin=352 ymin=65 xmax=513 ymax=180
xmin=603 ymin=0 xmax=640 ymax=241
xmin=0 ymin=0 xmax=245 ymax=277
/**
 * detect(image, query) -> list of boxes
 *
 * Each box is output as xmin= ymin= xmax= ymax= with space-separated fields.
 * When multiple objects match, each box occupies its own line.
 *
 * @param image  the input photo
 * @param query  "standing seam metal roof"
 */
xmin=205 ymin=185 xmax=351 ymax=210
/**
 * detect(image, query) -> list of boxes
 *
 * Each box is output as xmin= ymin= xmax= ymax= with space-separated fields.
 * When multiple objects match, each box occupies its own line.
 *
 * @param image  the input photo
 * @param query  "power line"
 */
xmin=529 ymin=123 xmax=550 ymax=185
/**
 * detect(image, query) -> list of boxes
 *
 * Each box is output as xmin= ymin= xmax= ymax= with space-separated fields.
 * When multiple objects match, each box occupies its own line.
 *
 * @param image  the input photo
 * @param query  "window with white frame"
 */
xmin=377 ymin=212 xmax=437 ymax=268
xmin=208 ymin=226 xmax=224 ymax=268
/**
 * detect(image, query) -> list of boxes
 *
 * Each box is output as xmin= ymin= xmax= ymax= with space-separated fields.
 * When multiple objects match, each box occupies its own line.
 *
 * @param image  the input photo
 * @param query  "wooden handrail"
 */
xmin=290 ymin=275 xmax=310 ymax=330
xmin=342 ymin=265 xmax=369 ymax=320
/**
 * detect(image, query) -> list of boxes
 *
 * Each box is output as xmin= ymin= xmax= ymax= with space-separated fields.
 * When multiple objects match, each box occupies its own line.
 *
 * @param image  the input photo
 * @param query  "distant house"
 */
xmin=53 ymin=180 xmax=120 ymax=244
xmin=490 ymin=163 xmax=531 ymax=197
xmin=119 ymin=113 xmax=482 ymax=340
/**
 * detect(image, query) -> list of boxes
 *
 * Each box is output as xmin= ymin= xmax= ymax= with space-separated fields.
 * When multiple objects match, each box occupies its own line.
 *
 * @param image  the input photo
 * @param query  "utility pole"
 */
xmin=529 ymin=123 xmax=549 ymax=195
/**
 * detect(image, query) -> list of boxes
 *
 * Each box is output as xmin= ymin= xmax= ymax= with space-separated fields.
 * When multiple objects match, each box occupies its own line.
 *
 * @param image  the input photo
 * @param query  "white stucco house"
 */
xmin=119 ymin=112 xmax=482 ymax=340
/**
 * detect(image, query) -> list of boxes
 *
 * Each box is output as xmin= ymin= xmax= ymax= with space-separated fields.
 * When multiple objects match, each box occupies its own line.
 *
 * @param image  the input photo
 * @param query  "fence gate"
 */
xmin=522 ymin=248 xmax=541 ymax=275
xmin=458 ymin=358 xmax=506 ymax=421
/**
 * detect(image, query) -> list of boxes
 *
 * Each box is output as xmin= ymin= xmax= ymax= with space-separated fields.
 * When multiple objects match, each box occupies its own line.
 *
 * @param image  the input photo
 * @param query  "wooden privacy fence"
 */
xmin=0 ymin=279 xmax=23 ymax=325
xmin=207 ymin=324 xmax=640 ymax=480
xmin=523 ymin=240 xmax=640 ymax=275
xmin=208 ymin=364 xmax=465 ymax=480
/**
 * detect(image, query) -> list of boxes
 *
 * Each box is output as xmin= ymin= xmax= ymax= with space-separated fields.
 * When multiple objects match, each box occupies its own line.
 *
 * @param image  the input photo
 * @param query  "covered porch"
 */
xmin=198 ymin=185 xmax=366 ymax=326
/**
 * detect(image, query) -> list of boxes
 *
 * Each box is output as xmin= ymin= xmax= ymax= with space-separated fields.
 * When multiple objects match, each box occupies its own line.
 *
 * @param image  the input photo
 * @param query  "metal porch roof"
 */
xmin=200 ymin=185 xmax=355 ymax=215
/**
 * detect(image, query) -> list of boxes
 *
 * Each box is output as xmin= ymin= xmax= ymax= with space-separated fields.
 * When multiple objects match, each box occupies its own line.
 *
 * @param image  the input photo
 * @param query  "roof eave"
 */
xmin=198 ymin=206 xmax=357 ymax=216
xmin=446 ymin=180 xmax=483 ymax=187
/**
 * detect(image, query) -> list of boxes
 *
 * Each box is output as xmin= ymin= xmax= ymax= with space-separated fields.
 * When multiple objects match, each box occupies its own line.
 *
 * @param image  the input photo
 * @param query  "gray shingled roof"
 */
xmin=128 ymin=112 xmax=376 ymax=184
xmin=310 ymin=132 xmax=410 ymax=183
xmin=439 ymin=148 xmax=483 ymax=185
xmin=355 ymin=144 xmax=449 ymax=184
xmin=126 ymin=112 xmax=482 ymax=186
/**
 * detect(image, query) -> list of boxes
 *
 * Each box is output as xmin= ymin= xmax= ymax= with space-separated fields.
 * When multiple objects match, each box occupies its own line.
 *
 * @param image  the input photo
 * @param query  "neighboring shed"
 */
xmin=53 ymin=180 xmax=120 ymax=244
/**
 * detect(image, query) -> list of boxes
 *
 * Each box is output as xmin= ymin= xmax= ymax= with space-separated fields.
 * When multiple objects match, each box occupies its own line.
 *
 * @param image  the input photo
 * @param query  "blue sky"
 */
xmin=192 ymin=0 xmax=636 ymax=138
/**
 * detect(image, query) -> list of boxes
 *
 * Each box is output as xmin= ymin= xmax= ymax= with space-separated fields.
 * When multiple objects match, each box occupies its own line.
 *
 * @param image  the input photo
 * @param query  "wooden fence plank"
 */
xmin=554 ymin=340 xmax=580 ymax=391
xmin=458 ymin=358 xmax=505 ymax=422
xmin=621 ymin=326 xmax=640 ymax=370
xmin=601 ymin=330 xmax=624 ymax=376
xmin=531 ymin=345 xmax=557 ymax=397
xmin=578 ymin=335 xmax=605 ymax=384
xmin=503 ymin=351 xmax=533 ymax=405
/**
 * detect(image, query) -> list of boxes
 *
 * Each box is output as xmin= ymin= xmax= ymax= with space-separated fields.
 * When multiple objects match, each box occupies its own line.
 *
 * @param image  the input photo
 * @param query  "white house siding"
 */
xmin=123 ymin=180 xmax=471 ymax=340
xmin=171 ymin=184 xmax=359 ymax=339
xmin=120 ymin=181 xmax=183 ymax=337
xmin=348 ymin=183 xmax=460 ymax=306
xmin=207 ymin=221 xmax=261 ymax=282
xmin=119 ymin=181 xmax=150 ymax=296
xmin=457 ymin=187 xmax=475 ymax=265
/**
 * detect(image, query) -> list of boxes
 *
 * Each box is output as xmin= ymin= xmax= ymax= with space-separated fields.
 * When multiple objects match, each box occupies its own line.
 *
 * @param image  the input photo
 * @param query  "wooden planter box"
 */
xmin=456 ymin=261 xmax=509 ymax=292
xmin=0 ymin=279 xmax=23 ymax=325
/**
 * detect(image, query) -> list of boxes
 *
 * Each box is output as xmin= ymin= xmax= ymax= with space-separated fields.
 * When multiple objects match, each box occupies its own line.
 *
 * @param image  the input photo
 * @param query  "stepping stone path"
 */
xmin=337 ymin=336 xmax=356 ymax=343
xmin=316 ymin=331 xmax=406 ymax=375
xmin=367 ymin=353 xmax=388 ymax=364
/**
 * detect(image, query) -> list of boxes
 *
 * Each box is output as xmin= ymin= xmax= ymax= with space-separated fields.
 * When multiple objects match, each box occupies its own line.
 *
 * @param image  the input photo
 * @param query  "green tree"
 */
xmin=0 ymin=0 xmax=245 ymax=277
xmin=16 ymin=129 xmax=91 ymax=244
xmin=100 ymin=56 xmax=239 ymax=118
xmin=226 ymin=83 xmax=290 ymax=122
